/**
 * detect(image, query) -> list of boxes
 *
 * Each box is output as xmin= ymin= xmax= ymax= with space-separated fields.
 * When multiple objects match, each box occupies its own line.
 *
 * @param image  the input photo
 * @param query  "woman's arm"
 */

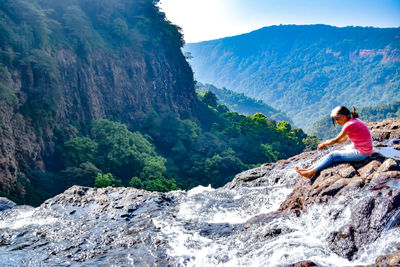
xmin=318 ymin=130 xmax=348 ymax=150
xmin=337 ymin=134 xmax=348 ymax=144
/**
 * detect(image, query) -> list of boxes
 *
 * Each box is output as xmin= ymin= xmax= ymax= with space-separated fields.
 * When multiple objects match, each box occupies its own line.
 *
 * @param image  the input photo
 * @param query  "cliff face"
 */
xmin=55 ymin=49 xmax=195 ymax=125
xmin=0 ymin=119 xmax=399 ymax=266
xmin=0 ymin=0 xmax=196 ymax=196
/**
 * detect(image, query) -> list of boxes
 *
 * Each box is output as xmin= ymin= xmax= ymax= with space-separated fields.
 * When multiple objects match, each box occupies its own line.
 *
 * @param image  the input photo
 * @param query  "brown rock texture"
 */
xmin=375 ymin=249 xmax=400 ymax=266
xmin=233 ymin=117 xmax=400 ymax=264
xmin=367 ymin=118 xmax=400 ymax=141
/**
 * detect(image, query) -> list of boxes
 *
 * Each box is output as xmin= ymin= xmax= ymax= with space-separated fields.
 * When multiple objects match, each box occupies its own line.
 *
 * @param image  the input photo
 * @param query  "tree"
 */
xmin=129 ymin=177 xmax=143 ymax=189
xmin=91 ymin=119 xmax=166 ymax=181
xmin=202 ymin=91 xmax=218 ymax=108
xmin=112 ymin=18 xmax=128 ymax=39
xmin=61 ymin=162 xmax=100 ymax=187
xmin=277 ymin=121 xmax=292 ymax=133
xmin=94 ymin=173 xmax=122 ymax=188
xmin=64 ymin=137 xmax=98 ymax=167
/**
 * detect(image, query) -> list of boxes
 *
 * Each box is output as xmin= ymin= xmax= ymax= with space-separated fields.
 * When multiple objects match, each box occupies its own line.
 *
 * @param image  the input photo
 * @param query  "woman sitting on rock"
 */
xmin=296 ymin=106 xmax=373 ymax=178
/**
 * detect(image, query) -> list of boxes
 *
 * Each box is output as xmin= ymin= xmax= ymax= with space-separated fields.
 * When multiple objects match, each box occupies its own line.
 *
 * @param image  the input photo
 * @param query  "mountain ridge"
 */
xmin=184 ymin=24 xmax=400 ymax=130
xmin=195 ymin=82 xmax=293 ymax=124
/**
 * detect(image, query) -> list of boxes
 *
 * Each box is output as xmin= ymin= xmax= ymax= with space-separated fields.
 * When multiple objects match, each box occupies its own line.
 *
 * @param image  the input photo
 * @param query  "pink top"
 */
xmin=343 ymin=118 xmax=373 ymax=155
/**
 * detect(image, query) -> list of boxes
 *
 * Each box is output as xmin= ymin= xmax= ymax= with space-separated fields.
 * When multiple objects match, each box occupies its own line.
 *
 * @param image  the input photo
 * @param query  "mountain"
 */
xmin=309 ymin=101 xmax=400 ymax=139
xmin=1 ymin=118 xmax=399 ymax=266
xmin=195 ymin=82 xmax=293 ymax=124
xmin=184 ymin=25 xmax=400 ymax=130
xmin=0 ymin=0 xmax=195 ymax=201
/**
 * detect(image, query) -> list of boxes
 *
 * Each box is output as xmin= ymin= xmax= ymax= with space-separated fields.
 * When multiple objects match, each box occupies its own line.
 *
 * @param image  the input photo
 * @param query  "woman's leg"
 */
xmin=314 ymin=148 xmax=369 ymax=172
xmin=296 ymin=148 xmax=370 ymax=178
xmin=295 ymin=166 xmax=317 ymax=178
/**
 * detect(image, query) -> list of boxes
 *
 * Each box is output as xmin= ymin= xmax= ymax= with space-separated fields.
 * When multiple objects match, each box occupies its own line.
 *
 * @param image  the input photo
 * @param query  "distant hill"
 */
xmin=185 ymin=25 xmax=400 ymax=130
xmin=308 ymin=101 xmax=400 ymax=139
xmin=195 ymin=83 xmax=293 ymax=124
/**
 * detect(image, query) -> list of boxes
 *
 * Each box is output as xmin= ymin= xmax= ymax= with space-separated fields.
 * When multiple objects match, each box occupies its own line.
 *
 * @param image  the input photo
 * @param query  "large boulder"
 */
xmin=236 ymin=118 xmax=400 ymax=263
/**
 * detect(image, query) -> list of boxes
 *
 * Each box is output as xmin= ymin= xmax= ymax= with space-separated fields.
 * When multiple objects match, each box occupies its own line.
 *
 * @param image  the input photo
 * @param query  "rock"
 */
xmin=358 ymin=160 xmax=382 ymax=183
xmin=371 ymin=171 xmax=400 ymax=182
xmin=320 ymin=178 xmax=349 ymax=196
xmin=367 ymin=118 xmax=400 ymax=141
xmin=273 ymin=120 xmax=400 ymax=263
xmin=374 ymin=142 xmax=387 ymax=147
xmin=328 ymin=225 xmax=358 ymax=260
xmin=286 ymin=260 xmax=321 ymax=267
xmin=378 ymin=158 xmax=399 ymax=172
xmin=375 ymin=249 xmax=400 ymax=266
xmin=245 ymin=212 xmax=280 ymax=225
xmin=338 ymin=164 xmax=357 ymax=178
xmin=344 ymin=177 xmax=364 ymax=191
xmin=0 ymin=197 xmax=16 ymax=211
xmin=1 ymin=118 xmax=399 ymax=266
xmin=238 ymin=168 xmax=270 ymax=182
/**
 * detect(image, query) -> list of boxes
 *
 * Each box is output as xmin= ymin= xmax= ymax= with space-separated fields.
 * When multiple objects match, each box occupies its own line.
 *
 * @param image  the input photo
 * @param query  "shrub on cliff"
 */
xmin=94 ymin=173 xmax=122 ymax=188
xmin=63 ymin=119 xmax=177 ymax=191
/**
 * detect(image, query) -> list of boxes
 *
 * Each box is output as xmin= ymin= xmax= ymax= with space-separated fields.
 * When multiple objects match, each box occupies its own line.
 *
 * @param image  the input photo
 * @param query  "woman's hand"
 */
xmin=317 ymin=142 xmax=327 ymax=150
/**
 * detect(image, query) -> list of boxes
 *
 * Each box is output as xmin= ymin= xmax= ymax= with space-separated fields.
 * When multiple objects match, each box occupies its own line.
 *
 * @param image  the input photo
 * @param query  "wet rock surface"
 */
xmin=1 ymin=118 xmax=399 ymax=266
xmin=0 ymin=197 xmax=16 ymax=211
xmin=0 ymin=186 xmax=179 ymax=266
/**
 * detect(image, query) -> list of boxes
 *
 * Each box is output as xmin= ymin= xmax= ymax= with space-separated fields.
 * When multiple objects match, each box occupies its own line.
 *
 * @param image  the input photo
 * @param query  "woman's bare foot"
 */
xmin=295 ymin=166 xmax=317 ymax=179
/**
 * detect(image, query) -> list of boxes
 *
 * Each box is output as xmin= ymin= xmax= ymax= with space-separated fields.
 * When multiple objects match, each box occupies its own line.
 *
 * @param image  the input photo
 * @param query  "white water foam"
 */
xmin=178 ymin=185 xmax=292 ymax=224
xmin=157 ymin=183 xmax=398 ymax=267
xmin=0 ymin=209 xmax=58 ymax=230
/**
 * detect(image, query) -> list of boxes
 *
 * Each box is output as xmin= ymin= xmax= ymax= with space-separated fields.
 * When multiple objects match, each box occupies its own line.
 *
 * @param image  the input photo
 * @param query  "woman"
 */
xmin=296 ymin=106 xmax=373 ymax=178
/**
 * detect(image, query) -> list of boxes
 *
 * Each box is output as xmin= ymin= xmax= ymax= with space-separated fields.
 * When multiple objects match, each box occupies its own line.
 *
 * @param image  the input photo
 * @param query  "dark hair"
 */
xmin=330 ymin=106 xmax=359 ymax=126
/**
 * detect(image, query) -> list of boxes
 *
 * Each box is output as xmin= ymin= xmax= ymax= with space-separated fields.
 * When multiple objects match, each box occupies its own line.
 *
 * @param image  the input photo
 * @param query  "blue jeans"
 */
xmin=314 ymin=146 xmax=370 ymax=171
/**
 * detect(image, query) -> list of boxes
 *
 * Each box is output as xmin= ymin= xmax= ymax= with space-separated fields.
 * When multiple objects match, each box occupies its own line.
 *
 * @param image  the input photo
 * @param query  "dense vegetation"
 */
xmin=185 ymin=25 xmax=400 ymax=130
xmin=0 ymin=0 xmax=320 ymax=206
xmin=0 ymin=0 xmax=189 ymax=205
xmin=18 ymin=93 xmax=319 ymax=206
xmin=196 ymin=82 xmax=293 ymax=124
xmin=141 ymin=92 xmax=319 ymax=190
xmin=309 ymin=101 xmax=400 ymax=139
xmin=0 ymin=0 xmax=186 ymax=119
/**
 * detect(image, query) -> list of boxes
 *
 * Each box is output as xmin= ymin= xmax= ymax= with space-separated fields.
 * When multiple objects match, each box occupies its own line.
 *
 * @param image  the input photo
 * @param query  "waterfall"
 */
xmin=0 ymin=143 xmax=399 ymax=266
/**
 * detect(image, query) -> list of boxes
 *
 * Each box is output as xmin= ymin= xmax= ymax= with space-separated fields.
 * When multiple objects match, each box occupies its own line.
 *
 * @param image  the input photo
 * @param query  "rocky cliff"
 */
xmin=0 ymin=0 xmax=196 ymax=197
xmin=1 ymin=118 xmax=399 ymax=266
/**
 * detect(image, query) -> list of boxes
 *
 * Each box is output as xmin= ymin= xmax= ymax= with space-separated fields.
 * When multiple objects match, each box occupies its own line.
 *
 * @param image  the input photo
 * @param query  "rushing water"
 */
xmin=0 ymin=148 xmax=399 ymax=266
xmin=153 ymin=183 xmax=400 ymax=267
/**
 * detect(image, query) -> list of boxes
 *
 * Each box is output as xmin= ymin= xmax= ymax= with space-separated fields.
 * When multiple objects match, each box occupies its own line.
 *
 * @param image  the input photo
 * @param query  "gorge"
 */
xmin=1 ymin=1 xmax=399 ymax=266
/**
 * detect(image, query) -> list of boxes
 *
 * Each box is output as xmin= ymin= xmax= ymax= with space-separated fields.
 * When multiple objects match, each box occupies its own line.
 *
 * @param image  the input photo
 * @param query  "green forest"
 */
xmin=185 ymin=25 xmax=400 ymax=130
xmin=18 ymin=92 xmax=319 ymax=206
xmin=196 ymin=82 xmax=293 ymax=124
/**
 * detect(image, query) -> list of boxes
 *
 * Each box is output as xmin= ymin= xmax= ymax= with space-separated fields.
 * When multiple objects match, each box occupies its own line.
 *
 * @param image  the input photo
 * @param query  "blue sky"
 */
xmin=158 ymin=0 xmax=400 ymax=43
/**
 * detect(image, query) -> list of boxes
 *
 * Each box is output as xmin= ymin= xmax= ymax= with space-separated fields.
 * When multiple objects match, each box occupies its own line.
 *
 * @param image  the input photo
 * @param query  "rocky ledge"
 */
xmin=0 ymin=118 xmax=399 ymax=266
xmin=233 ymin=118 xmax=400 ymax=265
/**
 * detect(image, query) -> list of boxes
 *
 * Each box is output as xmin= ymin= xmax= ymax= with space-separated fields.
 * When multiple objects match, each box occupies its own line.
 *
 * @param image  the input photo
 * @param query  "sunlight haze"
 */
xmin=159 ymin=0 xmax=400 ymax=43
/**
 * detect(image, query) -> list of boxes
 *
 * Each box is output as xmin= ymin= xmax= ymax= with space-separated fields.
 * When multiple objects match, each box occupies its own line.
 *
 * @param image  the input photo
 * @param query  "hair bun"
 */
xmin=352 ymin=106 xmax=359 ymax=119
